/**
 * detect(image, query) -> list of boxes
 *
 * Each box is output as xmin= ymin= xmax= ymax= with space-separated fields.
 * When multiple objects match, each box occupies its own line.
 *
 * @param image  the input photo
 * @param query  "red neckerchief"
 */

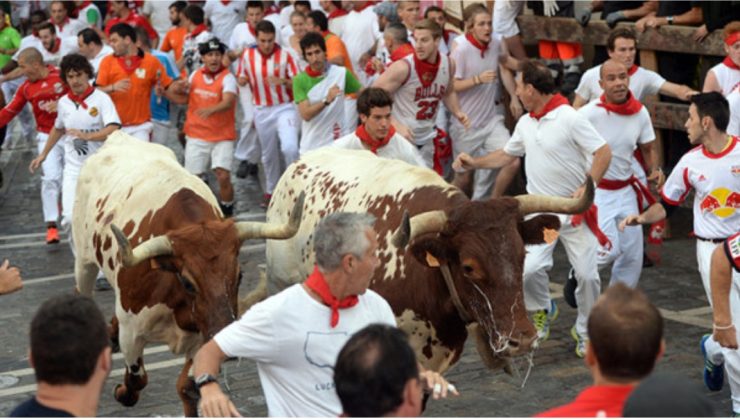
xmin=413 ymin=51 xmax=441 ymax=88
xmin=47 ymin=37 xmax=61 ymax=54
xmin=79 ymin=0 xmax=92 ymax=9
xmin=264 ymin=5 xmax=279 ymax=15
xmin=723 ymin=56 xmax=740 ymax=70
xmin=443 ymin=29 xmax=453 ymax=44
xmin=597 ymin=91 xmax=643 ymax=115
xmin=304 ymin=265 xmax=358 ymax=328
xmin=390 ymin=43 xmax=414 ymax=62
xmin=304 ymin=63 xmax=325 ymax=78
xmin=116 ymin=54 xmax=143 ymax=75
xmin=571 ymin=205 xmax=612 ymax=250
xmin=725 ymin=32 xmax=740 ymax=47
xmin=529 ymin=93 xmax=569 ymax=120
xmin=432 ymin=128 xmax=451 ymax=176
xmin=202 ymin=65 xmax=226 ymax=79
xmin=247 ymin=23 xmax=256 ymax=37
xmin=328 ymin=8 xmax=348 ymax=19
xmin=356 ymin=123 xmax=395 ymax=154
xmin=67 ymin=85 xmax=95 ymax=109
xmin=221 ymin=0 xmax=231 ymax=4
xmin=355 ymin=1 xmax=375 ymax=13
xmin=189 ymin=23 xmax=207 ymax=39
xmin=465 ymin=33 xmax=488 ymax=58
xmin=51 ymin=17 xmax=70 ymax=31
xmin=628 ymin=64 xmax=638 ymax=75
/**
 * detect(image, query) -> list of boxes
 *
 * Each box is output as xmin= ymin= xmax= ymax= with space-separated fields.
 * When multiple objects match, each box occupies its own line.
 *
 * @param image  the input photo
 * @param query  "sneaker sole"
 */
xmin=571 ymin=327 xmax=585 ymax=358
xmin=701 ymin=334 xmax=724 ymax=391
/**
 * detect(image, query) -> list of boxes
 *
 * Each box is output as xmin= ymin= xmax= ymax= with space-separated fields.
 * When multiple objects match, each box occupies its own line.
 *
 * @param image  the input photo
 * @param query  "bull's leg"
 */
xmin=74 ymin=259 xmax=98 ymax=296
xmin=114 ymin=326 xmax=148 ymax=407
xmin=109 ymin=316 xmax=120 ymax=353
xmin=176 ymin=358 xmax=198 ymax=417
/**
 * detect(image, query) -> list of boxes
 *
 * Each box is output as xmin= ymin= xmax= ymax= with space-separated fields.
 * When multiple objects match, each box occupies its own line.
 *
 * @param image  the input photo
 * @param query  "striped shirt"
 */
xmin=238 ymin=45 xmax=297 ymax=107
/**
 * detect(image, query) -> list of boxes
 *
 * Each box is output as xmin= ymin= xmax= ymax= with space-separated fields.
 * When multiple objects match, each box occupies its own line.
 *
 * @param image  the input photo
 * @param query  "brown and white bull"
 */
xmin=266 ymin=148 xmax=592 ymax=374
xmin=72 ymin=131 xmax=304 ymax=416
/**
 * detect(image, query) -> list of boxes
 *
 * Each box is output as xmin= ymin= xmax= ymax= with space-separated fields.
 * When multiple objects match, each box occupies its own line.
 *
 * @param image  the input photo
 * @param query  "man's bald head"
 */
xmin=18 ymin=47 xmax=44 ymax=66
xmin=600 ymin=58 xmax=627 ymax=80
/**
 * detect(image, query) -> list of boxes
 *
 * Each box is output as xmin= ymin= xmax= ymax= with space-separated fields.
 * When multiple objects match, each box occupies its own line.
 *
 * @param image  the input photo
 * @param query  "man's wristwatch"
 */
xmin=666 ymin=16 xmax=674 ymax=25
xmin=323 ymin=98 xmax=331 ymax=106
xmin=195 ymin=373 xmax=218 ymax=391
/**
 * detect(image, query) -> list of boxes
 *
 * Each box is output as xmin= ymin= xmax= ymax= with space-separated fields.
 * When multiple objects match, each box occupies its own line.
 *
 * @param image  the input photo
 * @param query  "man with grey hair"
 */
xmin=194 ymin=213 xmax=457 ymax=417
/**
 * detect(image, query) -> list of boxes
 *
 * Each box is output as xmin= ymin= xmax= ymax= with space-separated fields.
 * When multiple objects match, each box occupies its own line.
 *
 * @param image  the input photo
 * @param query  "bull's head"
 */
xmin=393 ymin=180 xmax=593 ymax=370
xmin=111 ymin=193 xmax=306 ymax=339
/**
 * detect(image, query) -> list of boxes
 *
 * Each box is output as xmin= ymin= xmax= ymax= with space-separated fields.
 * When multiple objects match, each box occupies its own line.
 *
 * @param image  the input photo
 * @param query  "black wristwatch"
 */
xmin=195 ymin=373 xmax=218 ymax=391
xmin=666 ymin=16 xmax=674 ymax=25
xmin=323 ymin=97 xmax=331 ymax=106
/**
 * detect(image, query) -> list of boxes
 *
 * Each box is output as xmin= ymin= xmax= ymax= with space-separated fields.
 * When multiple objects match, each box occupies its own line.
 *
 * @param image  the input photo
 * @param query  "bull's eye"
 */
xmin=462 ymin=264 xmax=475 ymax=275
xmin=177 ymin=273 xmax=197 ymax=294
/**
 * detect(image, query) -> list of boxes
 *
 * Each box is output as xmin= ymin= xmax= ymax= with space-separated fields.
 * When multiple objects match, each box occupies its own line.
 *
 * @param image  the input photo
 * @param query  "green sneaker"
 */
xmin=533 ymin=301 xmax=559 ymax=342
xmin=571 ymin=326 xmax=587 ymax=358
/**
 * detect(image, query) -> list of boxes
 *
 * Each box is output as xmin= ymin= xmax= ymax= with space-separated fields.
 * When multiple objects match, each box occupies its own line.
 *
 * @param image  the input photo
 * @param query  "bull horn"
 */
xmin=514 ymin=175 xmax=594 ymax=216
xmin=236 ymin=191 xmax=306 ymax=241
xmin=111 ymin=224 xmax=173 ymax=267
xmin=391 ymin=210 xmax=448 ymax=248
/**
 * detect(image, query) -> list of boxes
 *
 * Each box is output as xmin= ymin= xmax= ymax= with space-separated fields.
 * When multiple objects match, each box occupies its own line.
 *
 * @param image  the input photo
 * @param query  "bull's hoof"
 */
xmin=114 ymin=384 xmax=140 ymax=407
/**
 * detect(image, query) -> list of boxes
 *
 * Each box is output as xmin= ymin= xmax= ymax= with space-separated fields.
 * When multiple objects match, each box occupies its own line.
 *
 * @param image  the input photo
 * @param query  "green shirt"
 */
xmin=0 ymin=25 xmax=20 ymax=69
xmin=292 ymin=65 xmax=361 ymax=104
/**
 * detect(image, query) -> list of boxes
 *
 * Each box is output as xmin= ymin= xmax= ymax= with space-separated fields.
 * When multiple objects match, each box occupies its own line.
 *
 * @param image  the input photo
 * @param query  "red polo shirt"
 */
xmin=536 ymin=384 xmax=635 ymax=417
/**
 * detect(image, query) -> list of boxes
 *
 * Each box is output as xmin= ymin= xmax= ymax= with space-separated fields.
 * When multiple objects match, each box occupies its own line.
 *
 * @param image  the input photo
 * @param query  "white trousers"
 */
xmin=151 ymin=119 xmax=171 ymax=146
xmin=122 ymin=122 xmax=153 ymax=142
xmin=254 ymin=103 xmax=299 ymax=194
xmin=594 ymin=186 xmax=643 ymax=287
xmin=697 ymin=239 xmax=740 ymax=412
xmin=37 ymin=133 xmax=63 ymax=223
xmin=234 ymin=86 xmax=261 ymax=163
xmin=450 ymin=115 xmax=510 ymax=200
xmin=523 ymin=214 xmax=601 ymax=337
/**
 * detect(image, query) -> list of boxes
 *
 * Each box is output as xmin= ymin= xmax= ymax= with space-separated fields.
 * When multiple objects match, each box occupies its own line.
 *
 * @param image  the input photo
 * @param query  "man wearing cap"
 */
xmin=182 ymin=38 xmax=237 ymax=217
xmin=193 ymin=212 xmax=456 ymax=417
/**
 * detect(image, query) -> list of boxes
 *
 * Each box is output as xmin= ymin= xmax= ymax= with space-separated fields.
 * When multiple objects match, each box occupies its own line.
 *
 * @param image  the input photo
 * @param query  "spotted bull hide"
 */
xmin=72 ymin=131 xmax=304 ymax=416
xmin=265 ymin=148 xmax=593 ymax=374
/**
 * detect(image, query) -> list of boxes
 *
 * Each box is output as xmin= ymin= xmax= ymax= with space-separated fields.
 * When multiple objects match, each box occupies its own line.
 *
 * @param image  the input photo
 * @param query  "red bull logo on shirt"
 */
xmin=700 ymin=187 xmax=740 ymax=218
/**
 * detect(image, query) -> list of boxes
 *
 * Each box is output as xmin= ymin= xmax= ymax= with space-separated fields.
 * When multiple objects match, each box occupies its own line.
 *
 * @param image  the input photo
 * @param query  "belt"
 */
xmin=696 ymin=235 xmax=727 ymax=244
xmin=598 ymin=176 xmax=656 ymax=211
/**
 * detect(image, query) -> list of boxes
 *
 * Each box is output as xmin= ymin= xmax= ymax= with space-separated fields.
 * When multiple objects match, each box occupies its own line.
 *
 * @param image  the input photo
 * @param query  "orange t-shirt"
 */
xmin=161 ymin=26 xmax=187 ymax=75
xmin=96 ymin=52 xmax=173 ymax=126
xmin=325 ymin=33 xmax=354 ymax=74
xmin=184 ymin=68 xmax=236 ymax=142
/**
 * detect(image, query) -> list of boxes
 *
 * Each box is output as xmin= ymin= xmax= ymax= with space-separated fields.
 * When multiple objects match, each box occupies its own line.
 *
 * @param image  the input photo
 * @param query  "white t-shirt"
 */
xmin=228 ymin=22 xmax=257 ymax=53
xmin=728 ymin=88 xmax=740 ymax=137
xmin=579 ymin=102 xmax=654 ymax=181
xmin=709 ymin=61 xmax=740 ymax=96
xmin=54 ymin=89 xmax=121 ymax=169
xmin=504 ymin=105 xmax=607 ymax=197
xmin=53 ymin=18 xmax=88 ymax=40
xmin=204 ymin=0 xmax=246 ymax=44
xmin=332 ymin=131 xmax=426 ymax=167
xmin=214 ymin=284 xmax=396 ymax=417
xmin=575 ymin=65 xmax=666 ymax=104
xmin=451 ymin=34 xmax=503 ymax=129
xmin=661 ymin=137 xmax=740 ymax=239
xmin=142 ymin=1 xmax=172 ymax=41
xmin=182 ymin=30 xmax=213 ymax=75
xmin=298 ymin=64 xmax=348 ymax=154
xmin=340 ymin=7 xmax=380 ymax=85
xmin=90 ymin=45 xmax=113 ymax=77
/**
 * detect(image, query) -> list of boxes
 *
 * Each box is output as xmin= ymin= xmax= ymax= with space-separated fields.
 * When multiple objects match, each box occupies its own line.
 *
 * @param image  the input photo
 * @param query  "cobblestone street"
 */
xmin=0 ymin=136 xmax=732 ymax=417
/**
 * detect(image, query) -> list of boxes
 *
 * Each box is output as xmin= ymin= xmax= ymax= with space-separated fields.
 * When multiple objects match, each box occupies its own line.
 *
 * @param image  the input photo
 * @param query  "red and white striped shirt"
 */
xmin=238 ymin=45 xmax=297 ymax=107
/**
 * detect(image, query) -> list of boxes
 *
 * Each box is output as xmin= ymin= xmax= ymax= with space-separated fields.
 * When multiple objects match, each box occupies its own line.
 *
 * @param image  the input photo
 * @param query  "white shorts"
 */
xmin=493 ymin=0 xmax=524 ymax=38
xmin=122 ymin=122 xmax=153 ymax=141
xmin=184 ymin=136 xmax=235 ymax=174
xmin=451 ymin=115 xmax=510 ymax=158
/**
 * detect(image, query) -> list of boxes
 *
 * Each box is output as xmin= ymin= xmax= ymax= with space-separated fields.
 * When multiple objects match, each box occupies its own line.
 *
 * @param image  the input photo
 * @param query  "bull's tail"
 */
xmin=238 ymin=264 xmax=268 ymax=315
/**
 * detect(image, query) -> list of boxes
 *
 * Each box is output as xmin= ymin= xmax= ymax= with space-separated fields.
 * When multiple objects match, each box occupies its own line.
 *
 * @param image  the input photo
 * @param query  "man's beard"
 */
xmin=172 ymin=18 xmax=181 ymax=26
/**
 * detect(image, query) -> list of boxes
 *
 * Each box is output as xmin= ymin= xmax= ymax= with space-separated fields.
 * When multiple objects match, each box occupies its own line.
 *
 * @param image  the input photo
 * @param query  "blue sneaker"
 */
xmin=701 ymin=334 xmax=724 ymax=391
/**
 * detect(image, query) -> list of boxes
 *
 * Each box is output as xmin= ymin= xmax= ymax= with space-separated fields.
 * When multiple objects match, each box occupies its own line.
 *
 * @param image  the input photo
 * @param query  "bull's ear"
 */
xmin=519 ymin=215 xmax=561 ymax=245
xmin=410 ymin=237 xmax=457 ymax=268
xmin=150 ymin=256 xmax=177 ymax=272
